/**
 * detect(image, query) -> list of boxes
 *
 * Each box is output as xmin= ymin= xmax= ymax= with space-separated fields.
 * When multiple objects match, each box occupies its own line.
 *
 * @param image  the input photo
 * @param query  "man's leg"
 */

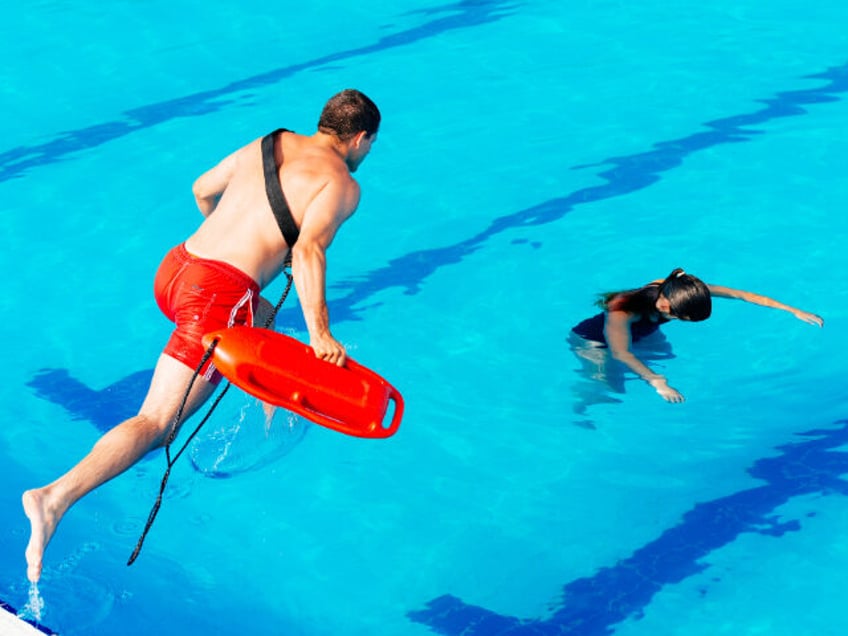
xmin=22 ymin=354 xmax=217 ymax=582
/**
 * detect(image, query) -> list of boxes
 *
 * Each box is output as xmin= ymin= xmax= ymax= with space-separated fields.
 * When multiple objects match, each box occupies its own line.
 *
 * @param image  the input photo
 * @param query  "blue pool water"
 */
xmin=2 ymin=1 xmax=847 ymax=634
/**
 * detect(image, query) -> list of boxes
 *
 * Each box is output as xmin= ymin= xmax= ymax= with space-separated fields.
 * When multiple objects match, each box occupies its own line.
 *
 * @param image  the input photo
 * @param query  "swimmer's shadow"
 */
xmin=27 ymin=368 xmax=307 ymax=476
xmin=570 ymin=332 xmax=676 ymax=426
xmin=28 ymin=368 xmax=153 ymax=434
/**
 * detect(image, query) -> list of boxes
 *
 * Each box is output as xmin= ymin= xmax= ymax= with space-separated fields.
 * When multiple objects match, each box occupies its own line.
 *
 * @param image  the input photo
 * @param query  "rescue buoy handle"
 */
xmin=343 ymin=358 xmax=404 ymax=436
xmin=384 ymin=387 xmax=404 ymax=436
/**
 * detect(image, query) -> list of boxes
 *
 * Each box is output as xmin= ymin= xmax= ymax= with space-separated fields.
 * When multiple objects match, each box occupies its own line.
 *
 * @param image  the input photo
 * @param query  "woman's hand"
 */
xmin=792 ymin=309 xmax=824 ymax=327
xmin=648 ymin=376 xmax=685 ymax=403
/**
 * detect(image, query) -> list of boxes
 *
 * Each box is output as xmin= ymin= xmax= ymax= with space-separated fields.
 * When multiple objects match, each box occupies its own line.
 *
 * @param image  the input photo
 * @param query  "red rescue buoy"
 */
xmin=201 ymin=327 xmax=403 ymax=438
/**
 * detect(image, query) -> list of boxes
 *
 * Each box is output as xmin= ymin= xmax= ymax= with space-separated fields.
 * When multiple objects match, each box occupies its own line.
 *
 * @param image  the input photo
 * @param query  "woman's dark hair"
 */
xmin=317 ymin=89 xmax=381 ymax=141
xmin=597 ymin=268 xmax=712 ymax=321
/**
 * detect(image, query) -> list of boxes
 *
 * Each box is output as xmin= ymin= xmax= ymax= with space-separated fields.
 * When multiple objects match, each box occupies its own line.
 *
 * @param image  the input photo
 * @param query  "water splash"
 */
xmin=17 ymin=582 xmax=44 ymax=623
xmin=189 ymin=397 xmax=307 ymax=478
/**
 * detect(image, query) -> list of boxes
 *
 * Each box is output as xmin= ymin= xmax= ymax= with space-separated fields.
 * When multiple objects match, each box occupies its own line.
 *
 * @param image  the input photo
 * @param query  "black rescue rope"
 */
xmin=128 ymin=269 xmax=294 ymax=565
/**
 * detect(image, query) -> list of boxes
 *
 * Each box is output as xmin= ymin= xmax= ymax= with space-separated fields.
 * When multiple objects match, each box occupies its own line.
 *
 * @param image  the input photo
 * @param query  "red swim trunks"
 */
xmin=153 ymin=243 xmax=260 ymax=383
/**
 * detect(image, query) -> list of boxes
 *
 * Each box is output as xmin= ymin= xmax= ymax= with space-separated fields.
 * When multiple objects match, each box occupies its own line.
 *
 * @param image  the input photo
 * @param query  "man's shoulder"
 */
xmin=299 ymin=146 xmax=354 ymax=181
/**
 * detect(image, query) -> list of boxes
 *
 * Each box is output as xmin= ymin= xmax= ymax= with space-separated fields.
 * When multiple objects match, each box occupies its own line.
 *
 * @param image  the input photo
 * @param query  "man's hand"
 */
xmin=310 ymin=332 xmax=347 ymax=367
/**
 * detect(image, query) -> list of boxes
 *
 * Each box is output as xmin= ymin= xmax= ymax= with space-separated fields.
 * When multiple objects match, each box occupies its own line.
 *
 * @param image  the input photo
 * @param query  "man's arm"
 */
xmin=192 ymin=148 xmax=242 ymax=217
xmin=708 ymin=285 xmax=824 ymax=326
xmin=291 ymin=179 xmax=359 ymax=366
xmin=605 ymin=311 xmax=684 ymax=402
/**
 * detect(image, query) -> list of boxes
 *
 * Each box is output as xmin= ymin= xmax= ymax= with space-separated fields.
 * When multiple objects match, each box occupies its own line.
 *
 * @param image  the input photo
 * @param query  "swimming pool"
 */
xmin=2 ymin=1 xmax=847 ymax=634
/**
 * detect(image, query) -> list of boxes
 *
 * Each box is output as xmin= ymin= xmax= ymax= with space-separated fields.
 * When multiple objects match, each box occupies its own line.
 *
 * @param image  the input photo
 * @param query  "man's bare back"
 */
xmin=187 ymin=130 xmax=364 ymax=288
xmin=189 ymin=123 xmax=376 ymax=365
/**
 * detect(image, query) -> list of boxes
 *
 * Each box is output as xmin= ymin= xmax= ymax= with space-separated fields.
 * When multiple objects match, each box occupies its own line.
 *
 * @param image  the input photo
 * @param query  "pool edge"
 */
xmin=0 ymin=597 xmax=57 ymax=636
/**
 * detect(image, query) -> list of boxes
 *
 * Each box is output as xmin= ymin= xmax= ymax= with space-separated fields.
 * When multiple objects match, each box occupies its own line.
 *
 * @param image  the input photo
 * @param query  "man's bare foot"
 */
xmin=22 ymin=489 xmax=60 ymax=583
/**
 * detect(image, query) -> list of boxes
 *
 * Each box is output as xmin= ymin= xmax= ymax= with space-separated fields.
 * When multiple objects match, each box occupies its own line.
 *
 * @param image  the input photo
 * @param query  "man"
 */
xmin=22 ymin=89 xmax=381 ymax=583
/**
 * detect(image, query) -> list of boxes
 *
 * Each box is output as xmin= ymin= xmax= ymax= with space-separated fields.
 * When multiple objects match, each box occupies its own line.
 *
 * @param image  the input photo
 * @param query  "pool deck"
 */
xmin=0 ymin=598 xmax=56 ymax=635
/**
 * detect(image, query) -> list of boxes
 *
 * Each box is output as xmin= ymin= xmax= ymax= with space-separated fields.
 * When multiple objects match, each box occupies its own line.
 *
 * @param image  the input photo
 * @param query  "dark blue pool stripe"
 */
xmin=0 ymin=597 xmax=57 ymax=635
xmin=408 ymin=419 xmax=848 ymax=635
xmin=268 ymin=60 xmax=848 ymax=328
xmin=0 ymin=0 xmax=515 ymax=184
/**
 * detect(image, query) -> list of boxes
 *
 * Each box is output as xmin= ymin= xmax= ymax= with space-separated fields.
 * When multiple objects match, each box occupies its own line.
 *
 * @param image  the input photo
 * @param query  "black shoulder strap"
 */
xmin=261 ymin=128 xmax=300 ymax=247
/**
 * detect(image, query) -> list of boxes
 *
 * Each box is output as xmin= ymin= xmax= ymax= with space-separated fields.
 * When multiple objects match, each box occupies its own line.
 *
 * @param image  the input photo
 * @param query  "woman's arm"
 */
xmin=707 ymin=285 xmax=824 ymax=326
xmin=605 ymin=311 xmax=684 ymax=403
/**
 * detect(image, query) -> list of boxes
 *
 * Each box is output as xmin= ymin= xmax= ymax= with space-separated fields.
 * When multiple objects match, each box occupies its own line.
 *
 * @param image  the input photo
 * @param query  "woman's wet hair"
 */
xmin=317 ymin=89 xmax=381 ymax=141
xmin=597 ymin=268 xmax=712 ymax=321
xmin=657 ymin=268 xmax=712 ymax=321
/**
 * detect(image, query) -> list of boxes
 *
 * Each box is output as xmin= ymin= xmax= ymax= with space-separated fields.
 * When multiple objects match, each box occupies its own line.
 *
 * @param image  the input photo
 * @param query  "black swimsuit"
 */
xmin=261 ymin=128 xmax=300 ymax=247
xmin=571 ymin=312 xmax=668 ymax=346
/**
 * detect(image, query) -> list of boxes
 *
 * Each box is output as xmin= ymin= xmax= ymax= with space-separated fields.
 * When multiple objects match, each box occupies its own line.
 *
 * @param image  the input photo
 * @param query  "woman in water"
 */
xmin=570 ymin=268 xmax=823 ymax=405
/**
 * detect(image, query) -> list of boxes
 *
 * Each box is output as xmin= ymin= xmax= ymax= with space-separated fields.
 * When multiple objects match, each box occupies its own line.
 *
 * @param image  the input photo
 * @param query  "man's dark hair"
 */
xmin=318 ymin=89 xmax=381 ymax=140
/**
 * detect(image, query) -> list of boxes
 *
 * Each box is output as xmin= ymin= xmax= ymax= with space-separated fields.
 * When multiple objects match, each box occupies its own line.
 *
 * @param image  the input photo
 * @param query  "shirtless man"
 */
xmin=22 ymin=88 xmax=381 ymax=583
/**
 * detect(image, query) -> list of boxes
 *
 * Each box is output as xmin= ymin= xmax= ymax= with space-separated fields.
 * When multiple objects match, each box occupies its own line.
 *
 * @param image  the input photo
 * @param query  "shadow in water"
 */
xmin=27 ymin=368 xmax=153 ymax=434
xmin=408 ymin=419 xmax=848 ymax=635
xmin=569 ymin=330 xmax=675 ymax=430
xmin=26 ymin=368 xmax=306 ymax=477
